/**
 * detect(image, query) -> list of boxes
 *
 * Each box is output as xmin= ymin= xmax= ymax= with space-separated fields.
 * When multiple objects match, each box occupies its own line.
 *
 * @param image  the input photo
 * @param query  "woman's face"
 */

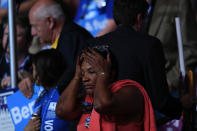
xmin=81 ymin=61 xmax=97 ymax=95
xmin=2 ymin=25 xmax=26 ymax=58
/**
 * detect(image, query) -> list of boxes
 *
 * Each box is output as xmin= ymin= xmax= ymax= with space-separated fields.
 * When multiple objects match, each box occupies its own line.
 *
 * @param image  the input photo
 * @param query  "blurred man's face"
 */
xmin=2 ymin=25 xmax=26 ymax=59
xmin=29 ymin=13 xmax=51 ymax=44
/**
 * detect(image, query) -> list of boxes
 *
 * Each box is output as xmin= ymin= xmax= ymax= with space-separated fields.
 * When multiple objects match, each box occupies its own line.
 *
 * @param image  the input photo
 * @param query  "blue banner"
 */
xmin=6 ymin=85 xmax=43 ymax=131
xmin=0 ymin=89 xmax=15 ymax=131
xmin=74 ymin=0 xmax=107 ymax=36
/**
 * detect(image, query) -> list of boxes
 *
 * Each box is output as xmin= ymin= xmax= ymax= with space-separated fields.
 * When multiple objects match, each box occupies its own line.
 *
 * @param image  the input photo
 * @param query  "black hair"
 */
xmin=91 ymin=45 xmax=111 ymax=59
xmin=113 ymin=0 xmax=149 ymax=26
xmin=32 ymin=49 xmax=66 ymax=87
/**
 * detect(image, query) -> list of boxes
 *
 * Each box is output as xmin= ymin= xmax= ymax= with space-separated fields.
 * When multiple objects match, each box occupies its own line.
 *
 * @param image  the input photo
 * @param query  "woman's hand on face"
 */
xmin=83 ymin=48 xmax=111 ymax=75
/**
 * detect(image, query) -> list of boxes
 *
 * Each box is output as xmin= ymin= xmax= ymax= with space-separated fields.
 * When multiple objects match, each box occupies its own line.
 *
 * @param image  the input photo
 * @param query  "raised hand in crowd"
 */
xmin=18 ymin=76 xmax=34 ymax=98
xmin=1 ymin=76 xmax=11 ymax=89
xmin=1 ymin=71 xmax=31 ymax=89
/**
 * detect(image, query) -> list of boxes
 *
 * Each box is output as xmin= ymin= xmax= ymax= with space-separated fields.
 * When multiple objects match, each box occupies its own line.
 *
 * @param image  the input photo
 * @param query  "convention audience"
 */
xmin=0 ymin=15 xmax=32 ymax=89
xmin=18 ymin=0 xmax=92 ymax=98
xmin=1 ymin=0 xmax=196 ymax=130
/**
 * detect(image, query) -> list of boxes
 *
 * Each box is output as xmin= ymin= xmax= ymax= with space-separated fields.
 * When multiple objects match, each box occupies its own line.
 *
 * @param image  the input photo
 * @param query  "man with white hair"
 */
xmin=29 ymin=1 xmax=65 ymax=44
xmin=18 ymin=0 xmax=92 ymax=98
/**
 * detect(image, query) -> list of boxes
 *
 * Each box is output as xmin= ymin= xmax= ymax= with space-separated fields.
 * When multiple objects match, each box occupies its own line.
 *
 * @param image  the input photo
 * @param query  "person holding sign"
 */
xmin=24 ymin=49 xmax=70 ymax=131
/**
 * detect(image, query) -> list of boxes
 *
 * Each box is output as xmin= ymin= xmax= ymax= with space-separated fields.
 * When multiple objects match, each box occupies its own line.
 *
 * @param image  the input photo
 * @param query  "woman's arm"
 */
xmin=56 ymin=57 xmax=82 ymax=120
xmin=94 ymin=76 xmax=144 ymax=122
xmin=56 ymin=78 xmax=82 ymax=120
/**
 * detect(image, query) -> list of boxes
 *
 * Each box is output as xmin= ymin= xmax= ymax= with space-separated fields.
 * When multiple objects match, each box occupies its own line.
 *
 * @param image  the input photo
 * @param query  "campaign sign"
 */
xmin=75 ymin=0 xmax=107 ymax=36
xmin=0 ymin=89 xmax=15 ymax=131
xmin=6 ymin=85 xmax=43 ymax=131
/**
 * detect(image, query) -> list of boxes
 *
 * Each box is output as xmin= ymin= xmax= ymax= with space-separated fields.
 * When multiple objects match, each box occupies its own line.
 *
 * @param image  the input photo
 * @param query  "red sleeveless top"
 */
xmin=77 ymin=80 xmax=157 ymax=131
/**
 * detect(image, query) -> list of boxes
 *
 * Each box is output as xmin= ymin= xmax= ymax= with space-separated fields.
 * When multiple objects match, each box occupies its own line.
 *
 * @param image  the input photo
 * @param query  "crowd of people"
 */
xmin=0 ymin=0 xmax=197 ymax=130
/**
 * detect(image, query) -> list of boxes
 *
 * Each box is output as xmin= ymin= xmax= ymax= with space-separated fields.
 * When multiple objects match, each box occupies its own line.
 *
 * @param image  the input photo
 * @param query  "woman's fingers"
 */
xmin=82 ymin=48 xmax=112 ymax=74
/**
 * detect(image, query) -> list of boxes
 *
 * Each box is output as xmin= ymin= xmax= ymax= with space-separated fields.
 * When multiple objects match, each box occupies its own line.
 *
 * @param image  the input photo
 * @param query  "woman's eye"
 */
xmin=89 ymin=71 xmax=96 ymax=74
